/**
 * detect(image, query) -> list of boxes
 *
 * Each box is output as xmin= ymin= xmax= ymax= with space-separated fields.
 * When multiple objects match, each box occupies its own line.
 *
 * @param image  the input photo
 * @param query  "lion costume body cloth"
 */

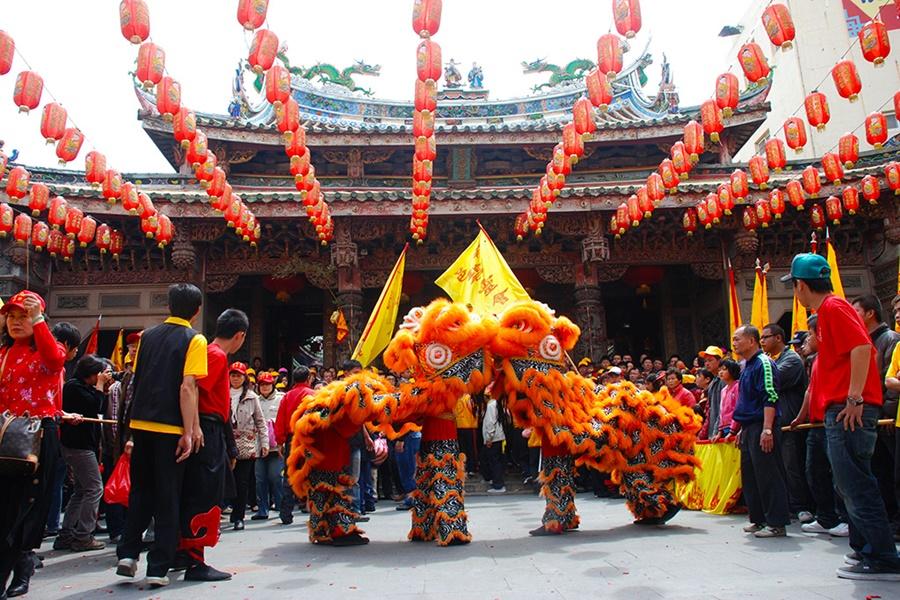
xmin=491 ymin=301 xmax=701 ymax=528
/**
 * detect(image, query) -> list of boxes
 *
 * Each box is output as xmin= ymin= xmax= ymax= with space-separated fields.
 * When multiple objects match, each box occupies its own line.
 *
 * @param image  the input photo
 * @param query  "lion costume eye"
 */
xmin=539 ymin=334 xmax=562 ymax=361
xmin=425 ymin=342 xmax=453 ymax=370
xmin=513 ymin=319 xmax=533 ymax=333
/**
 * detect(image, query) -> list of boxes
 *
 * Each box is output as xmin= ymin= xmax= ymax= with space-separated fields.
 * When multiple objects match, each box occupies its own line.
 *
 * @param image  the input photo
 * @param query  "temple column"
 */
xmin=331 ymin=220 xmax=364 ymax=365
xmin=572 ymin=262 xmax=607 ymax=363
xmin=249 ymin=284 xmax=265 ymax=363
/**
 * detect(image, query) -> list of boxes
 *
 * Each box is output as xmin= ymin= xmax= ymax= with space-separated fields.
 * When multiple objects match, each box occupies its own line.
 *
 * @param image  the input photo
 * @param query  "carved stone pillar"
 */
xmin=572 ymin=263 xmax=607 ymax=363
xmin=335 ymin=291 xmax=364 ymax=365
xmin=331 ymin=220 xmax=363 ymax=364
xmin=249 ymin=284 xmax=265 ymax=363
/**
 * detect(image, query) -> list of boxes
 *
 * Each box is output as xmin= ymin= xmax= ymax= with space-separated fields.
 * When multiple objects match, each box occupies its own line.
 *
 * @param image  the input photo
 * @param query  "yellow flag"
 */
xmin=726 ymin=260 xmax=743 ymax=352
xmin=826 ymin=237 xmax=845 ymax=299
xmin=110 ymin=329 xmax=125 ymax=371
xmin=435 ymin=224 xmax=529 ymax=316
xmin=352 ymin=244 xmax=408 ymax=367
xmin=750 ymin=260 xmax=770 ymax=331
xmin=791 ymin=292 xmax=808 ymax=338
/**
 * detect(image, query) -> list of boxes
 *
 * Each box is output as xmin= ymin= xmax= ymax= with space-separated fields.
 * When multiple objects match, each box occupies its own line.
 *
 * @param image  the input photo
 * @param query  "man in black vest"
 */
xmin=115 ymin=284 xmax=208 ymax=588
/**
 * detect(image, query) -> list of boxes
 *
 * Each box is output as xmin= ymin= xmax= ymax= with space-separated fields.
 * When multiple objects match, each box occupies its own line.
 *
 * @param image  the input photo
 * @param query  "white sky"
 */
xmin=1 ymin=0 xmax=752 ymax=174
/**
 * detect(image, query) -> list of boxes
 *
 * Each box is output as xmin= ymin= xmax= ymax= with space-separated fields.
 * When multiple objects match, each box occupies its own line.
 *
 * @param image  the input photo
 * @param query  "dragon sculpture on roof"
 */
xmin=521 ymin=58 xmax=596 ymax=92
xmin=251 ymin=50 xmax=381 ymax=96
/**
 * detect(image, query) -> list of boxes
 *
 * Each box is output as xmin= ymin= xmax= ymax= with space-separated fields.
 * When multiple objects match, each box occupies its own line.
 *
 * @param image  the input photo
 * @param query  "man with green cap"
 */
xmin=785 ymin=253 xmax=900 ymax=581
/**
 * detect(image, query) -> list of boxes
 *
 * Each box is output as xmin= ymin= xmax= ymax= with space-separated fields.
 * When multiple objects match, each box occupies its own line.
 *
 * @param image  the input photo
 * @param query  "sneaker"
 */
xmin=801 ymin=520 xmax=830 ymax=534
xmin=797 ymin=511 xmax=815 ymax=524
xmin=742 ymin=523 xmax=764 ymax=533
xmin=115 ymin=558 xmax=137 ymax=578
xmin=184 ymin=563 xmax=232 ymax=582
xmin=395 ymin=500 xmax=414 ymax=511
xmin=828 ymin=523 xmax=850 ymax=537
xmin=487 ymin=487 xmax=507 ymax=494
xmin=332 ymin=533 xmax=369 ymax=547
xmin=753 ymin=526 xmax=786 ymax=538
xmin=146 ymin=575 xmax=170 ymax=588
xmin=836 ymin=563 xmax=900 ymax=581
xmin=233 ymin=521 xmax=245 ymax=531
xmin=70 ymin=537 xmax=106 ymax=552
xmin=222 ymin=506 xmax=232 ymax=515
xmin=250 ymin=514 xmax=269 ymax=521
xmin=844 ymin=551 xmax=863 ymax=566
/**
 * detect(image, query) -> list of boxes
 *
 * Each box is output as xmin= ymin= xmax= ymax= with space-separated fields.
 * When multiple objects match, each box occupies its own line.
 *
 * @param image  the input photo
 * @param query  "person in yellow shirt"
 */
xmin=454 ymin=394 xmax=478 ymax=475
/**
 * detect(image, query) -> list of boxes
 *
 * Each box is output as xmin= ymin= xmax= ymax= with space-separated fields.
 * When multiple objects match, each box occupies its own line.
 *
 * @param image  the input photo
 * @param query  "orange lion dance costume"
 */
xmin=491 ymin=300 xmax=701 ymax=534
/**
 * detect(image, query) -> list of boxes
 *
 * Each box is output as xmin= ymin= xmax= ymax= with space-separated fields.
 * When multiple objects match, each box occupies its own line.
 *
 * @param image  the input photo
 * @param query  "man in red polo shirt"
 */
xmin=176 ymin=309 xmax=248 ymax=582
xmin=786 ymin=253 xmax=900 ymax=581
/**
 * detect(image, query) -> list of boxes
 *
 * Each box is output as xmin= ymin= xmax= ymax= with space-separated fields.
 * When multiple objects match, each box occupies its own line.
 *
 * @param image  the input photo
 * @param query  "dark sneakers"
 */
xmin=184 ymin=564 xmax=232 ymax=582
xmin=836 ymin=562 xmax=900 ymax=581
xmin=332 ymin=533 xmax=369 ymax=547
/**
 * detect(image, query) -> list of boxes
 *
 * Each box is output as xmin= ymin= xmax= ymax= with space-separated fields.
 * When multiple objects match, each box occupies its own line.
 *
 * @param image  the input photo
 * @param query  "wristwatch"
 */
xmin=847 ymin=396 xmax=865 ymax=406
xmin=762 ymin=428 xmax=773 ymax=435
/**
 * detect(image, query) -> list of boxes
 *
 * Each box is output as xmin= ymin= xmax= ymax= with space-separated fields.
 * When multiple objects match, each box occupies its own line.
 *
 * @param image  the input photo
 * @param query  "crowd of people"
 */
xmin=0 ymin=249 xmax=899 ymax=595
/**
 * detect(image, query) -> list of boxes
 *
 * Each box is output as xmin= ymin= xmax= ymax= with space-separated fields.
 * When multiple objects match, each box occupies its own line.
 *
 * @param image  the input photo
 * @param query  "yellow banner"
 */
xmin=352 ymin=245 xmax=407 ymax=367
xmin=110 ymin=329 xmax=125 ymax=372
xmin=674 ymin=441 xmax=742 ymax=515
xmin=826 ymin=238 xmax=845 ymax=299
xmin=435 ymin=224 xmax=529 ymax=316
xmin=750 ymin=260 xmax=770 ymax=331
xmin=791 ymin=292 xmax=808 ymax=339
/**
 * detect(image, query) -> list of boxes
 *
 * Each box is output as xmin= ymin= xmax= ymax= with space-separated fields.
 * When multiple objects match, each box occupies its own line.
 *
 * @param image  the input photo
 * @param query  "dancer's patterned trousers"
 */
xmin=307 ymin=469 xmax=361 ymax=543
xmin=539 ymin=455 xmax=580 ymax=532
xmin=409 ymin=439 xmax=472 ymax=546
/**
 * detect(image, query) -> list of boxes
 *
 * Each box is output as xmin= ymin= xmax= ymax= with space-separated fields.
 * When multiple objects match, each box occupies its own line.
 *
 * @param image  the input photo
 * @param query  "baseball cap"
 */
xmin=126 ymin=331 xmax=143 ymax=345
xmin=698 ymin=345 xmax=725 ymax=359
xmin=229 ymin=362 xmax=248 ymax=375
xmin=608 ymin=366 xmax=622 ymax=375
xmin=788 ymin=331 xmax=808 ymax=346
xmin=0 ymin=290 xmax=45 ymax=315
xmin=257 ymin=372 xmax=275 ymax=384
xmin=578 ymin=357 xmax=593 ymax=367
xmin=780 ymin=253 xmax=831 ymax=282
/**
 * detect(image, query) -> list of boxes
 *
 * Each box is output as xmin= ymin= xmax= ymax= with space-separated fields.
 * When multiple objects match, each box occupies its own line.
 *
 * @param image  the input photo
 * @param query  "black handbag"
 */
xmin=0 ymin=351 xmax=44 ymax=475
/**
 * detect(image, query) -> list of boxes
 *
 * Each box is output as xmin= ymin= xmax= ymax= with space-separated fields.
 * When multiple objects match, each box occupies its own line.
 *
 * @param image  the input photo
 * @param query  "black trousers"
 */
xmin=457 ymin=428 xmax=477 ymax=474
xmin=116 ymin=430 xmax=185 ymax=578
xmin=780 ymin=429 xmax=813 ymax=513
xmin=231 ymin=458 xmax=255 ymax=523
xmin=805 ymin=427 xmax=845 ymax=529
xmin=484 ymin=443 xmax=505 ymax=489
xmin=178 ymin=417 xmax=227 ymax=564
xmin=740 ymin=421 xmax=791 ymax=528
xmin=872 ymin=429 xmax=897 ymax=523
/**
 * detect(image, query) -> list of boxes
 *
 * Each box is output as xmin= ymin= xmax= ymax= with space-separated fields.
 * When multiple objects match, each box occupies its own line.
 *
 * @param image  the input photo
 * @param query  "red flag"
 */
xmin=84 ymin=317 xmax=101 ymax=355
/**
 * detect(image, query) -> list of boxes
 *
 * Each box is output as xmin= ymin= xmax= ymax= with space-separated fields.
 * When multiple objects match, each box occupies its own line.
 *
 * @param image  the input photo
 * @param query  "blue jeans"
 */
xmin=254 ymin=453 xmax=284 ymax=517
xmin=350 ymin=448 xmax=362 ymax=513
xmin=396 ymin=432 xmax=421 ymax=495
xmin=825 ymin=404 xmax=900 ymax=570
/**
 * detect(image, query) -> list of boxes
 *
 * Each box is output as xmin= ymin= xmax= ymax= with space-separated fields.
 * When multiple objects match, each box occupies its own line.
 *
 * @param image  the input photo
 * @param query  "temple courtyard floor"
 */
xmin=31 ymin=494 xmax=896 ymax=600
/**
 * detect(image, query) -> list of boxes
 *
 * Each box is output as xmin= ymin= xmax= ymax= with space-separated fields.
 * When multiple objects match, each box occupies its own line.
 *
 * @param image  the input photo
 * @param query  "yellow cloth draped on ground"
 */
xmin=674 ymin=441 xmax=742 ymax=515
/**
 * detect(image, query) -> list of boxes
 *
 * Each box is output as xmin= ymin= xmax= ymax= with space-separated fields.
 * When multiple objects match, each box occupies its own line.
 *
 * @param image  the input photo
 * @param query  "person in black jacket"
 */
xmin=56 ymin=355 xmax=112 ymax=552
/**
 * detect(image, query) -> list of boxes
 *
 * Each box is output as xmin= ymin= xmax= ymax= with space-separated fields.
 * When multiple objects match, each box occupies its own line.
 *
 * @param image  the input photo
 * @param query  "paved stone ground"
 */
xmin=30 ymin=494 xmax=897 ymax=600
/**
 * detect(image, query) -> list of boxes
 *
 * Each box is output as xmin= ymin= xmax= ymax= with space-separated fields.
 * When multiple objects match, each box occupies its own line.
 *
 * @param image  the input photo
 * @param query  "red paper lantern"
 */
xmin=550 ymin=144 xmax=571 ymax=177
xmin=742 ymin=205 xmax=759 ymax=231
xmin=275 ymin=96 xmax=300 ymax=137
xmin=64 ymin=205 xmax=83 ymax=239
xmin=31 ymin=221 xmax=49 ymax=252
xmin=802 ymin=165 xmax=822 ymax=197
xmin=155 ymin=214 xmax=173 ymax=248
xmin=248 ymin=30 xmax=279 ymax=74
xmin=825 ymin=195 xmax=843 ymax=224
xmin=284 ymin=127 xmax=306 ymax=158
xmin=47 ymin=228 xmax=64 ymax=256
xmin=110 ymin=229 xmax=125 ymax=259
xmin=562 ymin=123 xmax=584 ymax=162
xmin=861 ymin=174 xmax=880 ymax=204
xmin=95 ymin=223 xmax=112 ymax=254
xmin=670 ymin=141 xmax=691 ymax=180
xmin=13 ymin=71 xmax=43 ymax=113
xmin=783 ymin=117 xmax=807 ymax=152
xmin=701 ymin=99 xmax=724 ymax=143
xmin=613 ymin=0 xmax=642 ymax=38
xmin=211 ymin=182 xmax=232 ymax=212
xmin=156 ymin=76 xmax=181 ymax=120
xmin=585 ymin=68 xmax=613 ymax=111
xmin=0 ymin=30 xmax=14 ymax=75
xmin=715 ymin=72 xmax=740 ymax=118
xmin=804 ymin=91 xmax=830 ymax=131
xmin=637 ymin=186 xmax=653 ymax=217
xmin=749 ymin=155 xmax=770 ymax=189
xmin=141 ymin=214 xmax=158 ymax=238
xmin=186 ymin=129 xmax=209 ymax=168
xmin=55 ymin=128 xmax=85 ymax=166
xmin=48 ymin=196 xmax=67 ymax=229
xmin=737 ymin=43 xmax=770 ymax=84
xmin=102 ymin=169 xmax=123 ymax=203
xmin=415 ymin=78 xmax=437 ymax=111
xmin=717 ymin=183 xmax=735 ymax=215
xmin=810 ymin=204 xmax=826 ymax=230
xmin=786 ymin=180 xmax=806 ymax=210
xmin=412 ymin=0 xmax=442 ymax=37
xmin=706 ymin=192 xmax=722 ymax=224
xmin=136 ymin=42 xmax=165 ymax=89
xmin=859 ymin=19 xmax=890 ymax=66
xmin=832 ymin=60 xmax=862 ymax=102
xmin=207 ymin=167 xmax=227 ymax=200
xmin=290 ymin=153 xmax=311 ymax=182
xmin=696 ymin=201 xmax=711 ymax=229
xmin=682 ymin=207 xmax=698 ymax=236
xmin=514 ymin=213 xmax=529 ymax=241
xmin=415 ymin=134 xmax=437 ymax=163
xmin=573 ymin=97 xmax=596 ymax=136
xmin=769 ymin=189 xmax=786 ymax=219
xmin=40 ymin=103 xmax=67 ymax=144
xmin=822 ymin=152 xmax=844 ymax=185
xmin=683 ymin=120 xmax=704 ymax=163
xmin=838 ymin=133 xmax=859 ymax=169
xmin=138 ymin=192 xmax=156 ymax=220
xmin=762 ymin=3 xmax=795 ymax=50
xmin=646 ymin=172 xmax=665 ymax=205
xmin=841 ymin=186 xmax=860 ymax=215
xmin=5 ymin=166 xmax=29 ymax=201
xmin=28 ymin=183 xmax=49 ymax=216
xmin=120 ymin=182 xmax=139 ymax=214
xmin=416 ymin=39 xmax=442 ymax=82
xmin=626 ymin=194 xmax=642 ymax=227
xmin=173 ymin=107 xmax=197 ymax=149
xmin=224 ymin=197 xmax=243 ymax=228
xmin=615 ymin=202 xmax=629 ymax=236
xmin=195 ymin=151 xmax=217 ymax=188
xmin=730 ymin=169 xmax=749 ymax=199
xmin=865 ymin=112 xmax=888 ymax=149
xmin=295 ymin=167 xmax=316 ymax=194
xmin=885 ymin=162 xmax=900 ymax=195
xmin=765 ymin=138 xmax=786 ymax=172
xmin=413 ymin=110 xmax=435 ymax=140
xmin=895 ymin=91 xmax=900 ymax=121
xmin=0 ymin=203 xmax=12 ymax=237
xmin=237 ymin=0 xmax=269 ymax=30
xmin=658 ymin=159 xmax=679 ymax=192
xmin=84 ymin=151 xmax=106 ymax=188
xmin=265 ymin=64 xmax=291 ymax=107
xmin=755 ymin=197 xmax=773 ymax=227
xmin=597 ymin=34 xmax=624 ymax=79
xmin=120 ymin=0 xmax=150 ymax=44
xmin=13 ymin=213 xmax=31 ymax=245
xmin=77 ymin=216 xmax=96 ymax=247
